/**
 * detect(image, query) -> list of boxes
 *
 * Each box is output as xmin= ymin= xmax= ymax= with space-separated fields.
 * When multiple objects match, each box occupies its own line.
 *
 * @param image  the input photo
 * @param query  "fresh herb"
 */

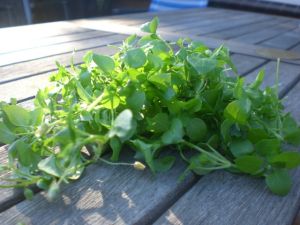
xmin=1 ymin=17 xmax=300 ymax=199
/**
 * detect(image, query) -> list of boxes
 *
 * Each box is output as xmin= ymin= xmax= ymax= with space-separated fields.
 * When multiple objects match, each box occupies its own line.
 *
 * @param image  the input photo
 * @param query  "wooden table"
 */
xmin=1 ymin=7 xmax=300 ymax=225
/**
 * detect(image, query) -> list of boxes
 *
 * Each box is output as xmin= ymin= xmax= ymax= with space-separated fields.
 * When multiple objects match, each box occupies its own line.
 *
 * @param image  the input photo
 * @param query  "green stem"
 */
xmin=98 ymin=157 xmax=133 ymax=167
xmin=86 ymin=93 xmax=104 ymax=112
xmin=181 ymin=140 xmax=231 ymax=167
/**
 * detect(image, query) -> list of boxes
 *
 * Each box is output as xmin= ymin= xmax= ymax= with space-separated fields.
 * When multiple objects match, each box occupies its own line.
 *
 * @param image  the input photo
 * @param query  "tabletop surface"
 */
xmin=1 ymin=7 xmax=300 ymax=225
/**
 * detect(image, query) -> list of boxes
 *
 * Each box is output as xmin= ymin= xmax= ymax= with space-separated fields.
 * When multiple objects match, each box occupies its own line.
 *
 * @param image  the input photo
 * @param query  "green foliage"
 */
xmin=1 ymin=18 xmax=300 ymax=200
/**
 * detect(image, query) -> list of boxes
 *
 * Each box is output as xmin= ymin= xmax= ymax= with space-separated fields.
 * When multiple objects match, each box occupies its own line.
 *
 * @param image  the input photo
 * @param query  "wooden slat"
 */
xmin=153 ymin=63 xmax=300 ymax=225
xmin=0 ymin=46 xmax=119 ymax=84
xmin=0 ymin=30 xmax=110 ymax=54
xmin=0 ymin=157 xmax=197 ymax=224
xmin=207 ymin=18 xmax=289 ymax=40
xmin=177 ymin=14 xmax=271 ymax=36
xmin=159 ymin=12 xmax=250 ymax=33
xmin=260 ymin=29 xmax=300 ymax=50
xmin=244 ymin=61 xmax=300 ymax=96
xmin=232 ymin=21 xmax=297 ymax=45
xmin=230 ymin=54 xmax=266 ymax=75
xmin=0 ymin=22 xmax=90 ymax=42
xmin=0 ymin=46 xmax=119 ymax=102
xmin=0 ymin=33 xmax=125 ymax=67
xmin=71 ymin=20 xmax=300 ymax=64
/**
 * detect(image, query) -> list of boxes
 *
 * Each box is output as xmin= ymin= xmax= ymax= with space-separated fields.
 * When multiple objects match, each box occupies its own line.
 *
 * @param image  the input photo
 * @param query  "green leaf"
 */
xmin=235 ymin=155 xmax=263 ymax=174
xmin=127 ymin=90 xmax=146 ymax=112
xmin=221 ymin=119 xmax=234 ymax=143
xmin=187 ymin=54 xmax=217 ymax=74
xmin=140 ymin=17 xmax=159 ymax=33
xmin=224 ymin=99 xmax=251 ymax=125
xmin=0 ymin=122 xmax=16 ymax=144
xmin=92 ymin=54 xmax=115 ymax=73
xmin=2 ymin=105 xmax=31 ymax=126
xmin=147 ymin=113 xmax=170 ymax=133
xmin=284 ymin=129 xmax=300 ymax=146
xmin=271 ymin=152 xmax=300 ymax=169
xmin=109 ymin=109 xmax=135 ymax=142
xmin=255 ymin=139 xmax=280 ymax=156
xmin=47 ymin=181 xmax=60 ymax=201
xmin=100 ymin=88 xmax=120 ymax=110
xmin=229 ymin=139 xmax=254 ymax=157
xmin=161 ymin=118 xmax=184 ymax=145
xmin=153 ymin=156 xmax=176 ymax=172
xmin=250 ymin=69 xmax=265 ymax=89
xmin=29 ymin=108 xmax=44 ymax=126
xmin=265 ymin=170 xmax=291 ymax=196
xmin=130 ymin=139 xmax=156 ymax=172
xmin=185 ymin=118 xmax=207 ymax=142
xmin=38 ymin=155 xmax=62 ymax=177
xmin=148 ymin=73 xmax=172 ymax=90
xmin=124 ymin=48 xmax=147 ymax=68
xmin=24 ymin=188 xmax=34 ymax=200
xmin=75 ymin=80 xmax=92 ymax=103
xmin=147 ymin=54 xmax=164 ymax=69
xmin=110 ymin=137 xmax=122 ymax=161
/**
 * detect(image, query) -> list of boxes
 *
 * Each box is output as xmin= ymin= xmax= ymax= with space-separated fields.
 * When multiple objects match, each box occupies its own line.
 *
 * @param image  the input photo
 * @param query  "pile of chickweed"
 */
xmin=1 ymin=18 xmax=300 ymax=200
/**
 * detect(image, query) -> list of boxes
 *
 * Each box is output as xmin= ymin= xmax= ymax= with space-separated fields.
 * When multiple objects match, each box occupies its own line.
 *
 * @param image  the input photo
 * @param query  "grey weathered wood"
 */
xmin=0 ymin=21 xmax=90 ymax=42
xmin=232 ymin=21 xmax=297 ymax=44
xmin=178 ymin=14 xmax=270 ymax=36
xmin=0 ymin=45 xmax=119 ymax=102
xmin=0 ymin=45 xmax=118 ymax=84
xmin=0 ymin=158 xmax=197 ymax=225
xmin=207 ymin=18 xmax=288 ymax=40
xmin=230 ymin=54 xmax=266 ymax=75
xmin=291 ymin=43 xmax=300 ymax=53
xmin=0 ymin=30 xmax=111 ymax=54
xmin=244 ymin=61 xmax=300 ymax=97
xmin=159 ymin=12 xmax=249 ymax=33
xmin=260 ymin=30 xmax=300 ymax=50
xmin=153 ymin=63 xmax=300 ymax=225
xmin=0 ymin=33 xmax=125 ymax=67
xmin=72 ymin=20 xmax=300 ymax=64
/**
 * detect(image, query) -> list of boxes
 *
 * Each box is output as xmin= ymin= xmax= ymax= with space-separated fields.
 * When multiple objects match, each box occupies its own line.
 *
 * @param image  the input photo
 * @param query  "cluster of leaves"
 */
xmin=1 ymin=17 xmax=300 ymax=199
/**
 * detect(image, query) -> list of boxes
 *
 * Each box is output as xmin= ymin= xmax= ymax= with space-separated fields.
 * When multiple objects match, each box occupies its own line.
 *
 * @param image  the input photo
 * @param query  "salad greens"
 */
xmin=1 ymin=17 xmax=300 ymax=199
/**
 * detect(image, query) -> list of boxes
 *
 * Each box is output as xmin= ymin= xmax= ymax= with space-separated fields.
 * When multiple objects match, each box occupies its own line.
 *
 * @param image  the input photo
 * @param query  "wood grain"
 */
xmin=0 ymin=157 xmax=197 ymax=225
xmin=0 ymin=34 xmax=125 ymax=67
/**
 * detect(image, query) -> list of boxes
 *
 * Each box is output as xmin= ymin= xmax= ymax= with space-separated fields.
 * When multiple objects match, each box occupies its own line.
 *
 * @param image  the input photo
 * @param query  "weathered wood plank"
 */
xmin=0 ymin=30 xmax=111 ymax=55
xmin=0 ymin=33 xmax=125 ymax=67
xmin=232 ymin=21 xmax=297 ymax=45
xmin=159 ymin=12 xmax=251 ymax=33
xmin=0 ymin=22 xmax=90 ymax=42
xmin=177 ymin=14 xmax=270 ymax=36
xmin=0 ymin=45 xmax=119 ymax=102
xmin=260 ymin=29 xmax=300 ymax=50
xmin=291 ymin=43 xmax=300 ymax=53
xmin=0 ymin=156 xmax=197 ymax=225
xmin=229 ymin=54 xmax=266 ymax=76
xmin=153 ymin=63 xmax=300 ymax=225
xmin=0 ymin=45 xmax=118 ymax=84
xmin=207 ymin=18 xmax=289 ymax=40
xmin=71 ymin=20 xmax=300 ymax=64
xmin=244 ymin=61 xmax=300 ymax=96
